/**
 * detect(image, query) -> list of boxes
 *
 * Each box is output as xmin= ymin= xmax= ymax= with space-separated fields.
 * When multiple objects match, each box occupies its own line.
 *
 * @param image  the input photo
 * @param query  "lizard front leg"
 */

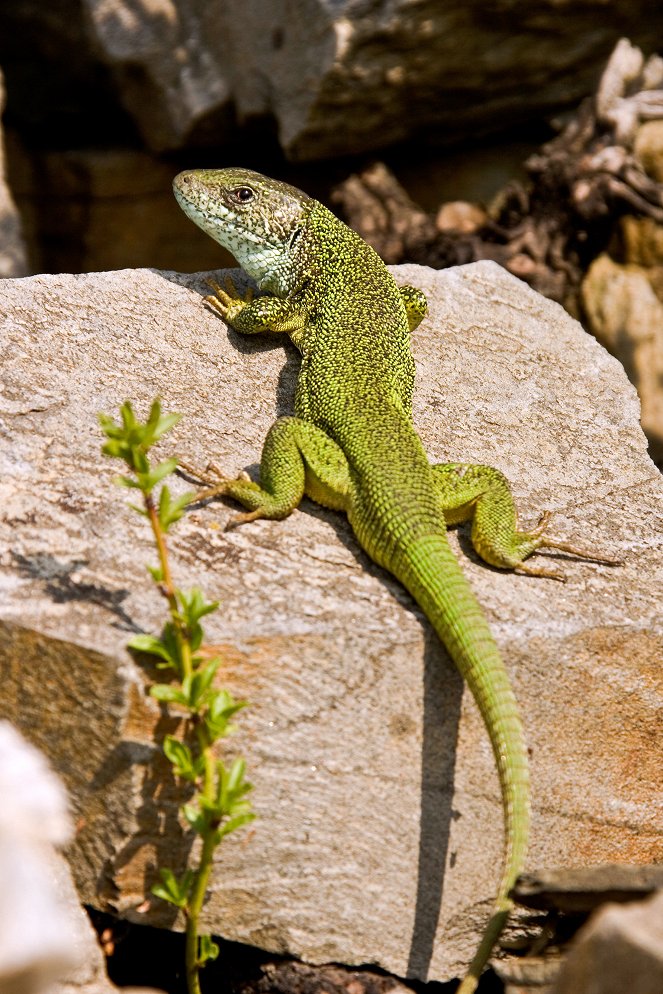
xmin=431 ymin=462 xmax=622 ymax=581
xmin=205 ymin=277 xmax=309 ymax=335
xmin=182 ymin=416 xmax=352 ymax=529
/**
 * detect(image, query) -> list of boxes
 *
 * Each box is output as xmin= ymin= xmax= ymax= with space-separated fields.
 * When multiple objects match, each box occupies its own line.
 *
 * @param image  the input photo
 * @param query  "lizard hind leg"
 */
xmin=399 ymin=284 xmax=428 ymax=332
xmin=181 ymin=416 xmax=351 ymax=530
xmin=431 ymin=462 xmax=621 ymax=582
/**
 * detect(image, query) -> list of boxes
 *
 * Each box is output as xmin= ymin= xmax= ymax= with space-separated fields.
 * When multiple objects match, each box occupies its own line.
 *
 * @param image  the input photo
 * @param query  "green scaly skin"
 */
xmin=172 ymin=168 xmax=618 ymax=992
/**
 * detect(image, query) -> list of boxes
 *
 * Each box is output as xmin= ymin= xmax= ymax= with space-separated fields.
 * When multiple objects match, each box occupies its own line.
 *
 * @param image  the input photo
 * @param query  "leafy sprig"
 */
xmin=100 ymin=400 xmax=254 ymax=994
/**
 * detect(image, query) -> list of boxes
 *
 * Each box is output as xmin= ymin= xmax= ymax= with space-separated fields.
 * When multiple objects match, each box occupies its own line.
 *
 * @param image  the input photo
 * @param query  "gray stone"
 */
xmin=553 ymin=890 xmax=663 ymax=994
xmin=0 ymin=722 xmax=121 ymax=994
xmin=83 ymin=0 xmax=233 ymax=151
xmin=0 ymin=70 xmax=28 ymax=277
xmin=581 ymin=252 xmax=663 ymax=463
xmin=81 ymin=3 xmax=663 ymax=158
xmin=514 ymin=864 xmax=663 ymax=913
xmin=0 ymin=262 xmax=661 ymax=983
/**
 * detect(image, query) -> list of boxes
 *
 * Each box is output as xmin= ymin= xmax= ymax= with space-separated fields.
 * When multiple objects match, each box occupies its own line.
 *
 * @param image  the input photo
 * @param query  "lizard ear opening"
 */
xmin=289 ymin=226 xmax=303 ymax=250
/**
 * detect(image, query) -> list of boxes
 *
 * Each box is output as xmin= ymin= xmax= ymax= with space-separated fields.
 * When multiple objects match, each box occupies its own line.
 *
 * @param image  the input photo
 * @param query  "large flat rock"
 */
xmin=0 ymin=261 xmax=661 ymax=983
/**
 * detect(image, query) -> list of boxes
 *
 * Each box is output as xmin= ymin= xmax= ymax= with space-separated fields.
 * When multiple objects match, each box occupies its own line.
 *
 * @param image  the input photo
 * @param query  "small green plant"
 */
xmin=100 ymin=399 xmax=254 ymax=994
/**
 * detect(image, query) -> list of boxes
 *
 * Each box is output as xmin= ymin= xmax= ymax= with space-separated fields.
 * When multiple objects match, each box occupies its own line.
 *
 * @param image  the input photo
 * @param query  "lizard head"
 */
xmin=173 ymin=167 xmax=311 ymax=289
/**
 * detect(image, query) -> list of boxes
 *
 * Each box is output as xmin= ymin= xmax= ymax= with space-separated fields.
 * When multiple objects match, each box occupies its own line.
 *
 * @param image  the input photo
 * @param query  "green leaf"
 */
xmin=205 ymin=689 xmax=247 ymax=741
xmin=115 ymin=474 xmax=142 ymax=489
xmin=158 ymin=485 xmax=193 ymax=531
xmin=120 ymin=401 xmax=138 ymax=434
xmin=98 ymin=412 xmax=118 ymax=435
xmin=127 ymin=502 xmax=149 ymax=517
xmin=216 ymin=810 xmax=256 ymax=840
xmin=101 ymin=438 xmax=128 ymax=460
xmin=151 ymin=867 xmax=194 ymax=908
xmin=174 ymin=588 xmax=219 ymax=655
xmin=178 ymin=587 xmax=219 ymax=625
xmin=163 ymin=735 xmax=197 ymax=780
xmin=198 ymin=934 xmax=220 ymax=966
xmin=194 ymin=657 xmax=220 ymax=699
xmin=100 ymin=402 xmax=182 ymax=479
xmin=182 ymin=802 xmax=209 ymax=835
xmin=147 ymin=458 xmax=179 ymax=488
xmin=160 ymin=623 xmax=183 ymax=673
xmin=226 ymin=756 xmax=247 ymax=794
xmin=181 ymin=659 xmax=219 ymax=712
xmin=128 ymin=633 xmax=175 ymax=666
xmin=150 ymin=683 xmax=188 ymax=706
xmin=142 ymin=400 xmax=182 ymax=446
xmin=202 ymin=756 xmax=253 ymax=823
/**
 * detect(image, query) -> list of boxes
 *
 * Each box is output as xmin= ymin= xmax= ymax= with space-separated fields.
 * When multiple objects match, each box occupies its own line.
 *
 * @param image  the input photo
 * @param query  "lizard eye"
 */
xmin=229 ymin=186 xmax=255 ymax=203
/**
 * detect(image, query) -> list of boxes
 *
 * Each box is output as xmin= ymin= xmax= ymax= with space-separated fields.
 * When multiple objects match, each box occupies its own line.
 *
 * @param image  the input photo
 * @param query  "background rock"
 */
xmin=0 ymin=722 xmax=126 ymax=994
xmin=582 ymin=253 xmax=663 ymax=463
xmin=82 ymin=1 xmax=663 ymax=160
xmin=0 ymin=262 xmax=661 ymax=983
xmin=0 ymin=70 xmax=28 ymax=277
xmin=1 ymin=3 xmax=662 ymax=160
xmin=553 ymin=889 xmax=663 ymax=994
xmin=82 ymin=0 xmax=234 ymax=152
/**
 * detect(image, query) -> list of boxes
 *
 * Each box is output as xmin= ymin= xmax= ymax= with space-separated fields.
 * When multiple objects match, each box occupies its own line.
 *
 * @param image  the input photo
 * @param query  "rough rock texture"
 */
xmin=553 ymin=890 xmax=663 ymax=994
xmin=0 ymin=722 xmax=123 ymax=994
xmin=82 ymin=0 xmax=233 ymax=151
xmin=0 ymin=262 xmax=661 ymax=984
xmin=513 ymin=864 xmax=663 ymax=913
xmin=48 ymin=854 xmax=138 ymax=994
xmin=0 ymin=70 xmax=28 ymax=277
xmin=582 ymin=253 xmax=663 ymax=464
xmin=80 ymin=1 xmax=663 ymax=157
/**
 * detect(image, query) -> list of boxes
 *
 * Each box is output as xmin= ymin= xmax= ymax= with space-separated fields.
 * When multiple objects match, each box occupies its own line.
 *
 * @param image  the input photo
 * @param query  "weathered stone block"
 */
xmin=0 ymin=263 xmax=661 ymax=983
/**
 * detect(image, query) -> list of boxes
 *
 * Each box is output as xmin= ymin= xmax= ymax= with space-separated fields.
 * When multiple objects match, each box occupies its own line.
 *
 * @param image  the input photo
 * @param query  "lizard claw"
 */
xmin=177 ymin=459 xmax=231 ymax=501
xmin=224 ymin=509 xmax=263 ymax=531
xmin=515 ymin=561 xmax=567 ymax=582
xmin=205 ymin=276 xmax=254 ymax=323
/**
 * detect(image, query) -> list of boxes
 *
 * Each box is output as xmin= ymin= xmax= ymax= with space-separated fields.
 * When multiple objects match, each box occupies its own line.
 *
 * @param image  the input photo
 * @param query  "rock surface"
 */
xmin=553 ymin=889 xmax=663 ymax=994
xmin=0 ymin=70 xmax=28 ymax=277
xmin=82 ymin=0 xmax=233 ymax=152
xmin=67 ymin=2 xmax=663 ymax=157
xmin=513 ymin=864 xmax=663 ymax=913
xmin=582 ymin=253 xmax=663 ymax=464
xmin=0 ymin=722 xmax=121 ymax=994
xmin=0 ymin=262 xmax=661 ymax=983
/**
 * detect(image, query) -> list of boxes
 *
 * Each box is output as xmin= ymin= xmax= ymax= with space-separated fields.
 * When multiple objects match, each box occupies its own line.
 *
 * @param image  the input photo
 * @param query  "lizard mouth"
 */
xmin=173 ymin=182 xmax=283 ymax=252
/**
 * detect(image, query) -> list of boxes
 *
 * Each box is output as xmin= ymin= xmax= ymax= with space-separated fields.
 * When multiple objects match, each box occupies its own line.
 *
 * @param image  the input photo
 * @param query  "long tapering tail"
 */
xmin=393 ymin=534 xmax=530 ymax=993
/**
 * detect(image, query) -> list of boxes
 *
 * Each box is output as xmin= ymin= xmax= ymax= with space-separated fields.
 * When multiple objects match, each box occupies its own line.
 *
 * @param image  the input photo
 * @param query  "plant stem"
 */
xmin=145 ymin=494 xmax=177 ymax=603
xmin=145 ymin=493 xmax=193 ymax=681
xmin=185 ymin=829 xmax=217 ymax=994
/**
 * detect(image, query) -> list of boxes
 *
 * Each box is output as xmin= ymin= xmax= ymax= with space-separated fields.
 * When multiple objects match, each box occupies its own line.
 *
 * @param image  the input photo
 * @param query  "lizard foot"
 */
xmin=518 ymin=511 xmax=623 ymax=581
xmin=224 ymin=509 xmax=264 ymax=532
xmin=514 ymin=561 xmax=568 ymax=582
xmin=537 ymin=534 xmax=624 ymax=567
xmin=177 ymin=459 xmax=251 ymax=502
xmin=535 ymin=512 xmax=624 ymax=567
xmin=205 ymin=276 xmax=253 ymax=324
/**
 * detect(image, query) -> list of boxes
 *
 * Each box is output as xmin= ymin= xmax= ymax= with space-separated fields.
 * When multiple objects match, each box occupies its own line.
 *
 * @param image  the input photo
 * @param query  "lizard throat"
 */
xmin=174 ymin=188 xmax=287 ymax=286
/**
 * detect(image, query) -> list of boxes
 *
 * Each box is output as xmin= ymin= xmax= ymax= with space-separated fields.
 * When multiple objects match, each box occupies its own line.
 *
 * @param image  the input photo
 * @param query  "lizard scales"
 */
xmin=172 ymin=167 xmax=614 ymax=991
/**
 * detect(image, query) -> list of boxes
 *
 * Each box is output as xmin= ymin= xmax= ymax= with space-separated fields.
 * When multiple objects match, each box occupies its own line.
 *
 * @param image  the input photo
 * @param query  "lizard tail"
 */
xmin=393 ymin=534 xmax=530 ymax=992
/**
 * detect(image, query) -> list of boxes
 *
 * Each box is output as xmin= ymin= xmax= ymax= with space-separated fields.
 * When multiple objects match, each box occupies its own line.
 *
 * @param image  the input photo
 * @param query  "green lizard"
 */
xmin=172 ymin=168 xmax=618 ymax=992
